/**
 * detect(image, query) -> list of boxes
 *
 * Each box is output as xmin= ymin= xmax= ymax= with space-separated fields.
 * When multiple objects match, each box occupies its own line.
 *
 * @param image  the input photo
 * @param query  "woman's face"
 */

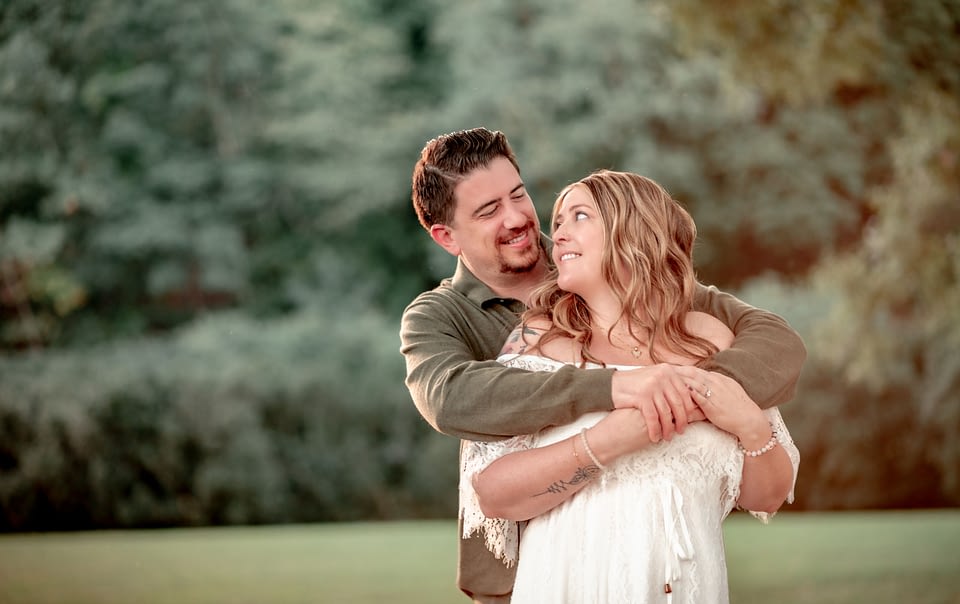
xmin=551 ymin=185 xmax=606 ymax=295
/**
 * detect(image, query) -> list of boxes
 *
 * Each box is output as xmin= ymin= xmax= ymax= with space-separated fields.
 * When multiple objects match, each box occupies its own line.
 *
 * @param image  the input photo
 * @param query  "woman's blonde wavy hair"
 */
xmin=523 ymin=170 xmax=717 ymax=367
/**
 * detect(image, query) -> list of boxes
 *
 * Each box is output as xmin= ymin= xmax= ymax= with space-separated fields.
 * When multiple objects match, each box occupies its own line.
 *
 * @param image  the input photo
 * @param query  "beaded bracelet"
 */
xmin=579 ymin=428 xmax=607 ymax=470
xmin=738 ymin=428 xmax=779 ymax=458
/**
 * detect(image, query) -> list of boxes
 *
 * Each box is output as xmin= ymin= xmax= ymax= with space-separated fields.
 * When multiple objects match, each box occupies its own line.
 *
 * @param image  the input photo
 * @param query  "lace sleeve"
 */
xmin=747 ymin=407 xmax=800 ymax=524
xmin=458 ymin=353 xmax=563 ymax=565
xmin=459 ymin=434 xmax=535 ymax=567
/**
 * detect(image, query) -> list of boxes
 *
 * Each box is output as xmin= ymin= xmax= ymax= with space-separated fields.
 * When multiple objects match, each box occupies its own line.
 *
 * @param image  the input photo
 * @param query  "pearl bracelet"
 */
xmin=738 ymin=428 xmax=779 ymax=458
xmin=579 ymin=428 xmax=606 ymax=470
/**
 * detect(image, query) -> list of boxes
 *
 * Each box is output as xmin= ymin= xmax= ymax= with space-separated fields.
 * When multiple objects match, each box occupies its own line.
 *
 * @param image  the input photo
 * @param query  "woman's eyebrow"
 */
xmin=560 ymin=203 xmax=590 ymax=214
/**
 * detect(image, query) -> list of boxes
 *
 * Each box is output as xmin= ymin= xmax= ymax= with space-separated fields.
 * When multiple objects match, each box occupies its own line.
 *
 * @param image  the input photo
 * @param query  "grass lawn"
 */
xmin=0 ymin=510 xmax=957 ymax=603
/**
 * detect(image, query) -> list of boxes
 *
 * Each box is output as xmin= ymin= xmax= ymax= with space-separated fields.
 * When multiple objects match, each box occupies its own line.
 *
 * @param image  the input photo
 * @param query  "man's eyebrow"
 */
xmin=472 ymin=199 xmax=499 ymax=218
xmin=471 ymin=183 xmax=526 ymax=218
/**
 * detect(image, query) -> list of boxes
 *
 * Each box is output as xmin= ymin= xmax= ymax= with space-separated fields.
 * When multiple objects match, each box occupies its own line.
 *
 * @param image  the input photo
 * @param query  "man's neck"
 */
xmin=479 ymin=261 xmax=549 ymax=305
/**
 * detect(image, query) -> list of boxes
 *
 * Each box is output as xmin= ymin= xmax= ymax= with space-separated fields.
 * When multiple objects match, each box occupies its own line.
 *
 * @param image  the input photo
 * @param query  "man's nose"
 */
xmin=502 ymin=203 xmax=528 ymax=229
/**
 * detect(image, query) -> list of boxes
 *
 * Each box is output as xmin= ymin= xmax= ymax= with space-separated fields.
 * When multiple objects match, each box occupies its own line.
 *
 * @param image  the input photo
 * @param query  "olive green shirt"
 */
xmin=399 ymin=256 xmax=806 ymax=600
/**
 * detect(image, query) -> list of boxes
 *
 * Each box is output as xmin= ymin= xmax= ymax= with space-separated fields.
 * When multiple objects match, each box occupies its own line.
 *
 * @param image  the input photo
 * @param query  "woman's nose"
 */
xmin=552 ymin=223 xmax=568 ymax=242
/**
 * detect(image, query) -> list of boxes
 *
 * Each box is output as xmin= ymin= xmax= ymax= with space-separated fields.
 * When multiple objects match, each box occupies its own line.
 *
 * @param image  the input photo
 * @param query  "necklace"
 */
xmin=598 ymin=326 xmax=647 ymax=361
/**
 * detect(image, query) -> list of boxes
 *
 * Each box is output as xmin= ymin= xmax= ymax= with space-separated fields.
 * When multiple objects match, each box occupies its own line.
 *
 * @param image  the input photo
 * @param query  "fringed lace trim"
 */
xmin=459 ymin=434 xmax=533 ymax=566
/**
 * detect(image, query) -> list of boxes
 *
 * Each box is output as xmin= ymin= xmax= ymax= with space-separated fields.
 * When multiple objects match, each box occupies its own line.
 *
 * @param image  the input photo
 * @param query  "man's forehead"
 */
xmin=453 ymin=157 xmax=522 ymax=211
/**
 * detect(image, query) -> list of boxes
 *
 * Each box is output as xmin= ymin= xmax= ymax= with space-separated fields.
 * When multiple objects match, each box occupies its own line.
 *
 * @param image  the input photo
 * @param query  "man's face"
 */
xmin=437 ymin=157 xmax=543 ymax=279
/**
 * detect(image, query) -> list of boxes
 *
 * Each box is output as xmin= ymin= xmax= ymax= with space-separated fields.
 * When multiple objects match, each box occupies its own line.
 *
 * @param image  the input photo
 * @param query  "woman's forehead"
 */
xmin=554 ymin=184 xmax=594 ymax=213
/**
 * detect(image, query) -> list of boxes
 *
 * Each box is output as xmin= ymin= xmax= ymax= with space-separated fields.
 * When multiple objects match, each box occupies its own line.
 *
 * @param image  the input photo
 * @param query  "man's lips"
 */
xmin=502 ymin=228 xmax=531 ymax=246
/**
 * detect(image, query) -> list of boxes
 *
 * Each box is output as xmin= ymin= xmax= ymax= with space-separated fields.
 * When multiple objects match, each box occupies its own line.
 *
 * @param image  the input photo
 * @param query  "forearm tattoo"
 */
xmin=533 ymin=465 xmax=601 ymax=497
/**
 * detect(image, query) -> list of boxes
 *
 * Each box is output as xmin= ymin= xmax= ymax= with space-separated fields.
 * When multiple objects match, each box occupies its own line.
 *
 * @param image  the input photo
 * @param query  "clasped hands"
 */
xmin=608 ymin=363 xmax=762 ymax=445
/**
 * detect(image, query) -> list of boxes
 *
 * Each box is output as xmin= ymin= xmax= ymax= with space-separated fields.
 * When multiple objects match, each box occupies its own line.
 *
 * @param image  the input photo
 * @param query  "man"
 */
xmin=400 ymin=127 xmax=806 ymax=603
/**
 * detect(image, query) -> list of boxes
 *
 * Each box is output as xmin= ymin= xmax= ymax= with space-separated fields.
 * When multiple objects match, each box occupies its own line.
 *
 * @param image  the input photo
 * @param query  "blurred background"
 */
xmin=0 ymin=0 xmax=957 ymax=533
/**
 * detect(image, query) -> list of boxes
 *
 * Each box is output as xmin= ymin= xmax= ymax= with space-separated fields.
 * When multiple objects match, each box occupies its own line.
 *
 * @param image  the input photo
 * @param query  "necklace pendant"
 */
xmin=631 ymin=346 xmax=641 ymax=359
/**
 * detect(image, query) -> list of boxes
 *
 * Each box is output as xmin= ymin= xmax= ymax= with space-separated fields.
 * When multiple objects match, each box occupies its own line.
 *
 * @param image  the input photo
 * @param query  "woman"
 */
xmin=459 ymin=170 xmax=799 ymax=603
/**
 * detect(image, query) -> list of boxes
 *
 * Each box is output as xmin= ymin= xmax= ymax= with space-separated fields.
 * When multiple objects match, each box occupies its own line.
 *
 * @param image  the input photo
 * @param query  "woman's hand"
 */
xmin=590 ymin=402 xmax=708 ymax=464
xmin=687 ymin=372 xmax=768 ymax=445
xmin=611 ymin=363 xmax=713 ymax=443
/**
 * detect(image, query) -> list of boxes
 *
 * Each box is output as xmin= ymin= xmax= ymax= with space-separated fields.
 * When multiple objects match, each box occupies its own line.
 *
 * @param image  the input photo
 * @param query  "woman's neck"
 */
xmin=578 ymin=290 xmax=652 ymax=364
xmin=582 ymin=289 xmax=645 ymax=337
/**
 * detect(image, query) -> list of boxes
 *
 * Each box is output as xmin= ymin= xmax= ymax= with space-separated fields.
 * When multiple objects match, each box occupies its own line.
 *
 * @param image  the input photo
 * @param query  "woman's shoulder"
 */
xmin=499 ymin=316 xmax=580 ymax=363
xmin=684 ymin=310 xmax=735 ymax=351
xmin=499 ymin=316 xmax=552 ymax=356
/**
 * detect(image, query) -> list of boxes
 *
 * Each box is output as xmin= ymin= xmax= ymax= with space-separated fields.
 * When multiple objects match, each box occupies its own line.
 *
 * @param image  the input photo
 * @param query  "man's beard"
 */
xmin=498 ymin=239 xmax=543 ymax=274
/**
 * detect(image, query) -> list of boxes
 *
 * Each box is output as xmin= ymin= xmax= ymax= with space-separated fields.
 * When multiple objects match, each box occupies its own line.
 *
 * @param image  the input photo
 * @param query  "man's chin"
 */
xmin=500 ymin=251 xmax=542 ymax=274
xmin=502 ymin=263 xmax=537 ymax=275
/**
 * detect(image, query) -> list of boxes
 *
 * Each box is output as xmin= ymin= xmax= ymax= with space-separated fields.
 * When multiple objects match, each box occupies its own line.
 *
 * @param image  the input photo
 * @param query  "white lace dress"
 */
xmin=460 ymin=354 xmax=800 ymax=604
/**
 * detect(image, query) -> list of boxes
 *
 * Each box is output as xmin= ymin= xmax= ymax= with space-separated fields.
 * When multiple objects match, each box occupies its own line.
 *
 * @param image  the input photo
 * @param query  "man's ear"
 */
xmin=429 ymin=224 xmax=461 ymax=257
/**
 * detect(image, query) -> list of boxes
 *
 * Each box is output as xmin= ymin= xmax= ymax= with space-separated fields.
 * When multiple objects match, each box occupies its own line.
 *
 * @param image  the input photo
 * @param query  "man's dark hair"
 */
xmin=411 ymin=127 xmax=520 ymax=230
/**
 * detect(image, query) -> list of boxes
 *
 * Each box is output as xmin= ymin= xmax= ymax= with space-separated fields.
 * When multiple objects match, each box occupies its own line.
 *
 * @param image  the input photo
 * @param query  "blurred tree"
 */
xmin=255 ymin=0 xmax=447 ymax=317
xmin=0 ymin=0 xmax=450 ymax=349
xmin=665 ymin=0 xmax=960 ymax=504
xmin=0 ymin=0 xmax=279 ymax=347
xmin=415 ymin=0 xmax=870 ymax=287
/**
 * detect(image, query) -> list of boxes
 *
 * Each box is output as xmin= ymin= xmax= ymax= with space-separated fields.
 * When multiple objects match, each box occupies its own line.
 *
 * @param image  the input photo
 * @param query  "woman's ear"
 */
xmin=429 ymin=224 xmax=461 ymax=257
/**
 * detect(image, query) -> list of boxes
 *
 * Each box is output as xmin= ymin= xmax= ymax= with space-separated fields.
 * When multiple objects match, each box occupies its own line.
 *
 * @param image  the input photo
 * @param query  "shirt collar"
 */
xmin=449 ymin=258 xmax=498 ymax=306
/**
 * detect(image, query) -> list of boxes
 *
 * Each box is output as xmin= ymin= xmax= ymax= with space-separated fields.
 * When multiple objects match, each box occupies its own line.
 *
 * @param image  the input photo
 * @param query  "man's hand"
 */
xmin=611 ymin=364 xmax=711 ymax=443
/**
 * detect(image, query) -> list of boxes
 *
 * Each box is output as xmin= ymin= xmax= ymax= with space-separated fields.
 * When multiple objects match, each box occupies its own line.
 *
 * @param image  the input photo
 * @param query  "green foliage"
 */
xmin=662 ymin=0 xmax=960 ymax=504
xmin=410 ymin=0 xmax=875 ymax=288
xmin=0 ymin=0 xmax=443 ymax=345
xmin=0 ymin=307 xmax=457 ymax=530
xmin=810 ymin=92 xmax=960 ymax=500
xmin=736 ymin=275 xmax=957 ymax=509
xmin=1 ymin=0 xmax=958 ymax=528
xmin=0 ymin=0 xmax=278 ymax=345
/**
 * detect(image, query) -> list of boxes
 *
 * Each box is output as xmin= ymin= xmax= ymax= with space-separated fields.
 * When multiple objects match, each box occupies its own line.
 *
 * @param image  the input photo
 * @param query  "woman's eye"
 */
xmin=575 ymin=211 xmax=588 ymax=221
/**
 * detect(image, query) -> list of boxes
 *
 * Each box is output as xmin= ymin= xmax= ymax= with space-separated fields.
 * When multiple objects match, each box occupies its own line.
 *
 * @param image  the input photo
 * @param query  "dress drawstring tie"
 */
xmin=661 ymin=484 xmax=695 ymax=602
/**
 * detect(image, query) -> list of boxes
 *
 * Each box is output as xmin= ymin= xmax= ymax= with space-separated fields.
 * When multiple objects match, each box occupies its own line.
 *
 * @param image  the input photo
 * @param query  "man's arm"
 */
xmin=399 ymin=292 xmax=614 ymax=442
xmin=693 ymin=283 xmax=807 ymax=408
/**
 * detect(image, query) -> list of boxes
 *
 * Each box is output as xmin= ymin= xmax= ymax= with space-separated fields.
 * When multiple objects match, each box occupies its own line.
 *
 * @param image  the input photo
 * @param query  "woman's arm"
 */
xmin=736 ymin=422 xmax=795 ymax=514
xmin=471 ymin=408 xmax=653 ymax=521
xmin=690 ymin=372 xmax=795 ymax=513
